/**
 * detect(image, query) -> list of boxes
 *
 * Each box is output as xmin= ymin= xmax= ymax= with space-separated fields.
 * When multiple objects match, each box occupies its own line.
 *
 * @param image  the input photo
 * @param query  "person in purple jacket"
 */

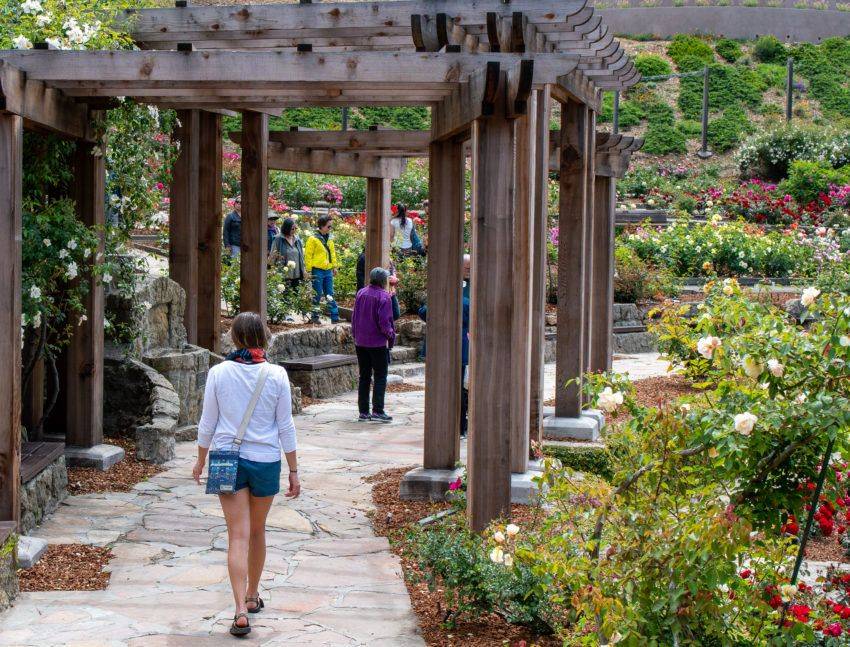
xmin=351 ymin=267 xmax=396 ymax=423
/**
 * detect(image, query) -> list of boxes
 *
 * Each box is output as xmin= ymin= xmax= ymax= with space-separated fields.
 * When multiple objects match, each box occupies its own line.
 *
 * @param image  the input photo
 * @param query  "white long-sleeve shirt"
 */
xmin=197 ymin=361 xmax=297 ymax=463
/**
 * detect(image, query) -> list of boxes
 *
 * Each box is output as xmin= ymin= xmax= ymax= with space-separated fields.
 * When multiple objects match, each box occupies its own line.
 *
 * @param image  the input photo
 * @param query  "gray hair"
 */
xmin=369 ymin=267 xmax=390 ymax=288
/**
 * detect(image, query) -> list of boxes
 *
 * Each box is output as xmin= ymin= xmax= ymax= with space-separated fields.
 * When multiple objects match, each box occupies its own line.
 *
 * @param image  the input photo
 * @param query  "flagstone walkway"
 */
xmin=0 ymin=353 xmax=666 ymax=647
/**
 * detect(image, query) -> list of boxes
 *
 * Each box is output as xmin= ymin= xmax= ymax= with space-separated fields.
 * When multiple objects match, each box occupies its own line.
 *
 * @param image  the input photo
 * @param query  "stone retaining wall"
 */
xmin=143 ymin=344 xmax=209 ymax=441
xmin=0 ymin=536 xmax=16 ymax=612
xmin=222 ymin=324 xmax=355 ymax=364
xmin=20 ymin=456 xmax=67 ymax=535
xmin=287 ymin=364 xmax=359 ymax=399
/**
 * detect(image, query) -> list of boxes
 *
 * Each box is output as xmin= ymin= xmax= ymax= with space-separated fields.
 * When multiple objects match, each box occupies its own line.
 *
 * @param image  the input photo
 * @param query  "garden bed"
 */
xmin=221 ymin=315 xmax=321 ymax=334
xmin=66 ymin=436 xmax=163 ymax=496
xmin=18 ymin=544 xmax=112 ymax=592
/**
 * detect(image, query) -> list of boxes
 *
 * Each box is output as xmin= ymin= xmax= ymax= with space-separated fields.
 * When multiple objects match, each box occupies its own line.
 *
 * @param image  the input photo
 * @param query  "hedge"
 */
xmin=543 ymin=441 xmax=614 ymax=480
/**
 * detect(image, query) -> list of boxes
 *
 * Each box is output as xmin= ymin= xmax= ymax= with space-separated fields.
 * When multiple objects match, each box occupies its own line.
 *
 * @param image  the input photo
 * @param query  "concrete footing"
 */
xmin=511 ymin=472 xmax=541 ymax=504
xmin=543 ymin=413 xmax=602 ymax=441
xmin=64 ymin=444 xmax=125 ymax=470
xmin=399 ymin=467 xmax=464 ymax=502
xmin=15 ymin=536 xmax=48 ymax=569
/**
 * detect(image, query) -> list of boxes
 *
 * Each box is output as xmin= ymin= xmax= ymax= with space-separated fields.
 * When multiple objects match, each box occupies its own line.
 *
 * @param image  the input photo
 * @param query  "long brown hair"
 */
xmin=230 ymin=312 xmax=269 ymax=349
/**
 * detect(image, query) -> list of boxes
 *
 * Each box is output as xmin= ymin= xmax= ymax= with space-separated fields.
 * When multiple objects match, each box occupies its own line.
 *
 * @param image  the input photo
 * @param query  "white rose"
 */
xmin=767 ymin=359 xmax=784 ymax=377
xmin=800 ymin=287 xmax=821 ymax=307
xmin=723 ymin=284 xmax=734 ymax=296
xmin=697 ymin=335 xmax=721 ymax=359
xmin=12 ymin=35 xmax=33 ymax=50
xmin=779 ymin=584 xmax=797 ymax=602
xmin=44 ymin=37 xmax=62 ymax=50
xmin=796 ymin=393 xmax=807 ymax=404
xmin=102 ymin=273 xmax=113 ymax=284
xmin=78 ymin=314 xmax=87 ymax=326
xmin=287 ymin=260 xmax=296 ymax=269
xmin=83 ymin=247 xmax=92 ymax=259
xmin=21 ymin=0 xmax=42 ymax=14
xmin=66 ymin=261 xmax=78 ymax=280
xmin=680 ymin=403 xmax=691 ymax=412
xmin=734 ymin=412 xmax=758 ymax=436
xmin=67 ymin=239 xmax=77 ymax=250
xmin=36 ymin=12 xmax=52 ymax=27
xmin=597 ymin=386 xmax=624 ymax=413
xmin=493 ymin=531 xmax=505 ymax=544
xmin=505 ymin=523 xmax=520 ymax=538
xmin=742 ymin=356 xmax=763 ymax=379
xmin=840 ymin=336 xmax=850 ymax=347
xmin=29 ymin=285 xmax=41 ymax=299
xmin=58 ymin=249 xmax=68 ymax=259
xmin=502 ymin=553 xmax=514 ymax=568
xmin=489 ymin=547 xmax=504 ymax=564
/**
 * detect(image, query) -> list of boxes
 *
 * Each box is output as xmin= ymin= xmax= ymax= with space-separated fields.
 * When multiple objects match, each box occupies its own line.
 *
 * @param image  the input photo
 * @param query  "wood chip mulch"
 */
xmin=543 ymin=374 xmax=700 ymax=412
xmin=300 ymin=395 xmax=322 ymax=409
xmin=387 ymin=382 xmax=424 ymax=393
xmin=366 ymin=467 xmax=557 ymax=647
xmin=18 ymin=544 xmax=113 ymax=591
xmin=221 ymin=315 xmax=322 ymax=335
xmin=804 ymin=535 xmax=850 ymax=565
xmin=67 ymin=436 xmax=163 ymax=496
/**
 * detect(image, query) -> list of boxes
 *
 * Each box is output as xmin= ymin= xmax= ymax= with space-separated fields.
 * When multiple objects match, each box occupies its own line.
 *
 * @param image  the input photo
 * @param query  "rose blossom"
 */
xmin=697 ymin=335 xmax=721 ymax=359
xmin=597 ymin=387 xmax=624 ymax=413
xmin=840 ymin=336 xmax=850 ymax=347
xmin=489 ymin=547 xmax=504 ymax=564
xmin=506 ymin=523 xmax=519 ymax=538
xmin=742 ymin=356 xmax=763 ymax=379
xmin=767 ymin=359 xmax=785 ymax=377
xmin=493 ymin=531 xmax=505 ymax=544
xmin=734 ymin=412 xmax=757 ymax=435
xmin=800 ymin=287 xmax=821 ymax=307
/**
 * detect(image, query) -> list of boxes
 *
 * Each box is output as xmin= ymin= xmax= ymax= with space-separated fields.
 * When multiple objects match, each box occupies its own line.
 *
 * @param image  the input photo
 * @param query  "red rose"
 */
xmin=768 ymin=595 xmax=783 ymax=609
xmin=740 ymin=569 xmax=752 ymax=579
xmin=790 ymin=604 xmax=811 ymax=623
xmin=825 ymin=622 xmax=843 ymax=637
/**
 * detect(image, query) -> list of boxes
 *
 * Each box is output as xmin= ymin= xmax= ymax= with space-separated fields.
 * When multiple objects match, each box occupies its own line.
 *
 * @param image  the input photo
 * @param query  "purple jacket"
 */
xmin=351 ymin=285 xmax=396 ymax=348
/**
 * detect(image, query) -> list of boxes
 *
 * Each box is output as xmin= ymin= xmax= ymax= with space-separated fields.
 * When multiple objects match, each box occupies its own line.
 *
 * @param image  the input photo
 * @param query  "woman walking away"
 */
xmin=351 ymin=268 xmax=396 ymax=423
xmin=193 ymin=312 xmax=301 ymax=637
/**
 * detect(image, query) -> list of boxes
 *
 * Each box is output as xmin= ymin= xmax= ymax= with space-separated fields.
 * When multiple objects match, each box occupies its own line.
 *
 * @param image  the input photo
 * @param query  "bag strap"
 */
xmin=234 ymin=363 xmax=271 ymax=447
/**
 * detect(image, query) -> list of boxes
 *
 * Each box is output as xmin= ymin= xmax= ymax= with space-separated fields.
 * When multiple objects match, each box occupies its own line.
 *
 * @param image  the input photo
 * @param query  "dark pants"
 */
xmin=356 ymin=346 xmax=389 ymax=415
xmin=461 ymin=384 xmax=469 ymax=436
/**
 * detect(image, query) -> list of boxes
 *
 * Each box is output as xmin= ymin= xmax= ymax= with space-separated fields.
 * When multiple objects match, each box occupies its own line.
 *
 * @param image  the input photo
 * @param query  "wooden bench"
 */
xmin=281 ymin=354 xmax=359 ymax=399
xmin=21 ymin=441 xmax=65 ymax=484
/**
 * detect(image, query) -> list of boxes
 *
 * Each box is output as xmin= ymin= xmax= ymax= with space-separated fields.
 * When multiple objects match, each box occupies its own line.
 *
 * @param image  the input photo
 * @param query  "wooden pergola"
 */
xmin=0 ymin=0 xmax=639 ymax=532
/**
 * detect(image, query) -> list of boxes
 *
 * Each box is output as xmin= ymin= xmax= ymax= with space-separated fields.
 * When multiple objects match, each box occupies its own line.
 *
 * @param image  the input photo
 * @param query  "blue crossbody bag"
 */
xmin=205 ymin=364 xmax=271 ymax=495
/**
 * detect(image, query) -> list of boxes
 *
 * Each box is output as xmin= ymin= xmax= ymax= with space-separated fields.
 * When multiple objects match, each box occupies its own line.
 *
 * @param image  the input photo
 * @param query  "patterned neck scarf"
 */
xmin=226 ymin=348 xmax=268 ymax=364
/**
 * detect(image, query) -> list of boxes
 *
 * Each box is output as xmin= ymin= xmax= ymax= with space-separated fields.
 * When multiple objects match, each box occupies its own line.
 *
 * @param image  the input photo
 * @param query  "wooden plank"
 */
xmin=169 ymin=109 xmax=200 ymax=345
xmin=240 ymin=111 xmax=269 ymax=320
xmin=20 ymin=441 xmax=64 ymax=484
xmin=582 ymin=112 xmax=596 ymax=374
xmin=529 ymin=87 xmax=551 ymax=454
xmin=64 ymin=137 xmax=105 ymax=449
xmin=266 ymin=145 xmax=407 ymax=179
xmin=555 ymin=99 xmax=588 ymax=419
xmin=266 ymin=129 xmax=431 ymax=154
xmin=0 ymin=61 xmax=91 ymax=140
xmin=468 ymin=77 xmax=514 ymax=532
xmin=197 ymin=110 xmax=222 ymax=354
xmin=423 ymin=138 xmax=464 ymax=471
xmin=282 ymin=354 xmax=357 ymax=371
xmin=590 ymin=176 xmax=615 ymax=373
xmin=365 ymin=177 xmax=391 ymax=273
xmin=0 ymin=114 xmax=22 ymax=527
xmin=509 ymin=99 xmax=535 ymax=475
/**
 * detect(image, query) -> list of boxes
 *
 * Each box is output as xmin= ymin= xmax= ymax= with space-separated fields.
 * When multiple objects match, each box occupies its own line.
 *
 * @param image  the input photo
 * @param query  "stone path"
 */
xmin=0 ymin=354 xmax=667 ymax=647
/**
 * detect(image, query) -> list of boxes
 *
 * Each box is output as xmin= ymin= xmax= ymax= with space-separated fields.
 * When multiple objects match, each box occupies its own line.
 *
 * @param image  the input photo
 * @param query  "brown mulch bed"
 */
xmin=544 ymin=374 xmax=700 ymax=411
xmin=18 ymin=544 xmax=113 ymax=591
xmin=387 ymin=382 xmax=424 ymax=393
xmin=67 ymin=436 xmax=163 ymax=496
xmin=300 ymin=395 xmax=322 ymax=409
xmin=366 ymin=468 xmax=557 ymax=647
xmin=804 ymin=536 xmax=850 ymax=565
xmin=221 ymin=315 xmax=323 ymax=335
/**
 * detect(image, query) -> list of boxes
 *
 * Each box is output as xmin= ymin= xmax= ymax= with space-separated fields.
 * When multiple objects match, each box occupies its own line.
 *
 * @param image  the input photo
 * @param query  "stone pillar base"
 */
xmin=15 ymin=536 xmax=48 ymax=569
xmin=399 ymin=467 xmax=464 ymax=502
xmin=64 ymin=444 xmax=125 ymax=470
xmin=543 ymin=413 xmax=601 ymax=441
xmin=511 ymin=472 xmax=542 ymax=504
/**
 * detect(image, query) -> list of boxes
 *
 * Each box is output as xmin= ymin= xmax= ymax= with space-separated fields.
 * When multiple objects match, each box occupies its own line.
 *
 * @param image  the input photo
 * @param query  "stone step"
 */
xmin=389 ymin=361 xmax=426 ymax=378
xmin=391 ymin=345 xmax=420 ymax=363
xmin=16 ymin=536 xmax=48 ymax=569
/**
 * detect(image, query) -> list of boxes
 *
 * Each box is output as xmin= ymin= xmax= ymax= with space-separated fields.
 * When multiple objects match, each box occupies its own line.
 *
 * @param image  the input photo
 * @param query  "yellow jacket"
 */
xmin=304 ymin=233 xmax=338 ymax=272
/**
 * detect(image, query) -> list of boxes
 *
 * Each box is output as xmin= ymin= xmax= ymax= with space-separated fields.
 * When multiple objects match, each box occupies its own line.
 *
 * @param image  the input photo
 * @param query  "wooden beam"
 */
xmin=432 ymin=60 xmax=501 ymax=142
xmin=0 ymin=61 xmax=92 ymax=140
xmin=555 ymin=99 xmax=588 ymax=419
xmin=552 ymin=72 xmax=600 ymax=112
xmin=64 ymin=136 xmax=105 ymax=449
xmin=266 ymin=145 xmax=407 ymax=179
xmin=590 ymin=176 xmax=614 ymax=373
xmin=468 ymin=75 xmax=514 ymax=532
xmin=265 ymin=129 xmax=431 ymax=154
xmin=365 ymin=177 xmax=391 ymax=272
xmin=169 ymin=109 xmax=200 ymax=345
xmin=529 ymin=87 xmax=551 ymax=455
xmin=581 ymin=112 xmax=596 ymax=375
xmin=0 ymin=113 xmax=21 ymax=527
xmin=240 ymin=111 xmax=269 ymax=320
xmin=423 ymin=138 xmax=464 ymax=471
xmin=196 ymin=110 xmax=222 ymax=354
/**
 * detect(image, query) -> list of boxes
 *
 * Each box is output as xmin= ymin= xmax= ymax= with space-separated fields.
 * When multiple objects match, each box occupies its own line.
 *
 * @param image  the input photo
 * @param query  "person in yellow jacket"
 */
xmin=304 ymin=214 xmax=340 ymax=323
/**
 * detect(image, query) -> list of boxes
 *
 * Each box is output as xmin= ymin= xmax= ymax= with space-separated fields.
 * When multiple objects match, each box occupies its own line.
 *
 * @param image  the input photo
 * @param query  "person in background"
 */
xmin=390 ymin=204 xmax=417 ymax=256
xmin=266 ymin=213 xmax=280 ymax=253
xmin=351 ymin=268 xmax=396 ymax=423
xmin=304 ymin=214 xmax=340 ymax=324
xmin=462 ymin=253 xmax=471 ymax=300
xmin=269 ymin=217 xmax=306 ymax=286
xmin=357 ymin=250 xmax=401 ymax=320
xmin=223 ymin=195 xmax=242 ymax=259
xmin=193 ymin=312 xmax=300 ymax=637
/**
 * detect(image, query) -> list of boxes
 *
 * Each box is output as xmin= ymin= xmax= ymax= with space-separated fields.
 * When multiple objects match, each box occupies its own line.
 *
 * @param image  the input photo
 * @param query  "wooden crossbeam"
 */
xmin=256 ymin=129 xmax=431 ymax=155
xmin=266 ymin=144 xmax=408 ymax=179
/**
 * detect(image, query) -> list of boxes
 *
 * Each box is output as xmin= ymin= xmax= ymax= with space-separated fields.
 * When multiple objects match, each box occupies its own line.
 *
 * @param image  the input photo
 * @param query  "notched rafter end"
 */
xmin=480 ymin=61 xmax=501 ymax=117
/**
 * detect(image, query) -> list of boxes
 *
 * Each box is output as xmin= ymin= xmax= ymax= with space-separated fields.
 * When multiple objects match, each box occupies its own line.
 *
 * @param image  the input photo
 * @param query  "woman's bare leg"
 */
xmin=220 ymin=489 xmax=251 ymax=627
xmin=247 ymin=494 xmax=275 ymax=606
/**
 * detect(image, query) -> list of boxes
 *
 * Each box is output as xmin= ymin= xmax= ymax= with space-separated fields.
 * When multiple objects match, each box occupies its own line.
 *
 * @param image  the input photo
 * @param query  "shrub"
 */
xmin=542 ymin=442 xmax=614 ymax=480
xmin=707 ymin=104 xmax=752 ymax=152
xmin=392 ymin=254 xmax=428 ymax=314
xmin=634 ymin=53 xmax=672 ymax=77
xmin=755 ymin=63 xmax=787 ymax=89
xmin=780 ymin=160 xmax=850 ymax=204
xmin=678 ymin=64 xmax=763 ymax=120
xmin=667 ymin=34 xmax=714 ymax=70
xmin=617 ymin=100 xmax=646 ymax=128
xmin=677 ymin=119 xmax=703 ymax=139
xmin=715 ymin=38 xmax=743 ymax=63
xmin=614 ymin=246 xmax=679 ymax=302
xmin=753 ymin=35 xmax=787 ymax=64
xmin=642 ymin=120 xmax=688 ymax=155
xmin=736 ymin=125 xmax=850 ymax=180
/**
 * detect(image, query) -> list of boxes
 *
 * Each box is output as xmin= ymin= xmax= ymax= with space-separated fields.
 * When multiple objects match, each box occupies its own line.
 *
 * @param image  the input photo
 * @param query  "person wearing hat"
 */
xmin=267 ymin=212 xmax=281 ymax=253
xmin=269 ymin=217 xmax=306 ymax=285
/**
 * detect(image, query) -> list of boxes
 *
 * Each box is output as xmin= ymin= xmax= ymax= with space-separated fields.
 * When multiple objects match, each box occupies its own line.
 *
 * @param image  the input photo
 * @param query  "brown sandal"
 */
xmin=229 ymin=612 xmax=251 ymax=636
xmin=246 ymin=595 xmax=264 ymax=614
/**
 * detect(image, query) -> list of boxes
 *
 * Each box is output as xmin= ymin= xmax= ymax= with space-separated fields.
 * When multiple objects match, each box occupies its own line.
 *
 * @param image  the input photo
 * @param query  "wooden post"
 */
xmin=510 ymin=98 xmax=536 ymax=475
xmin=582 ymin=112 xmax=597 ymax=374
xmin=590 ymin=176 xmax=615 ymax=373
xmin=197 ymin=110 xmax=223 ymax=353
xmin=169 ymin=109 xmax=200 ymax=344
xmin=698 ymin=66 xmax=712 ymax=159
xmin=529 ymin=87 xmax=551 ymax=448
xmin=423 ymin=138 xmax=464 ymax=470
xmin=240 ymin=111 xmax=269 ymax=319
xmin=468 ymin=81 xmax=515 ymax=531
xmin=0 ymin=114 xmax=22 ymax=526
xmin=785 ymin=57 xmax=794 ymax=123
xmin=556 ymin=100 xmax=589 ymax=419
xmin=365 ymin=177 xmax=391 ymax=272
xmin=64 ymin=138 xmax=105 ymax=448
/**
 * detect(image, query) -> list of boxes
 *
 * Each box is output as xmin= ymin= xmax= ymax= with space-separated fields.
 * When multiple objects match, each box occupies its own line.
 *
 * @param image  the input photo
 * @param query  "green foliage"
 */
xmin=642 ymin=118 xmax=688 ymax=155
xmin=542 ymin=442 xmax=614 ymax=480
xmin=736 ymin=124 xmax=850 ymax=180
xmin=391 ymin=158 xmax=429 ymax=208
xmin=678 ymin=64 xmax=763 ymax=120
xmin=790 ymin=38 xmax=850 ymax=118
xmin=753 ymin=35 xmax=788 ymax=64
xmin=617 ymin=100 xmax=646 ymax=129
xmin=269 ymin=108 xmax=341 ymax=131
xmin=633 ymin=53 xmax=672 ymax=77
xmin=614 ymin=246 xmax=679 ymax=302
xmin=667 ymin=34 xmax=715 ymax=70
xmin=350 ymin=107 xmax=430 ymax=131
xmin=392 ymin=254 xmax=428 ymax=314
xmin=221 ymin=258 xmax=316 ymax=324
xmin=707 ymin=104 xmax=752 ymax=152
xmin=715 ymin=38 xmax=743 ymax=63
xmin=755 ymin=63 xmax=787 ymax=89
xmin=780 ymin=160 xmax=850 ymax=204
xmin=677 ymin=118 xmax=702 ymax=139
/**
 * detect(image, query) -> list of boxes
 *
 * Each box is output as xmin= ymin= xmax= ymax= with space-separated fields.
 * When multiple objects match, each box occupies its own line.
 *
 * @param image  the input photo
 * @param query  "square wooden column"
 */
xmin=555 ymin=100 xmax=590 ymax=419
xmin=169 ymin=109 xmax=200 ymax=344
xmin=590 ymin=176 xmax=615 ymax=373
xmin=468 ymin=86 xmax=515 ymax=532
xmin=64 ymin=138 xmax=105 ymax=448
xmin=197 ymin=111 xmax=223 ymax=353
xmin=529 ymin=87 xmax=552 ymax=452
xmin=0 ymin=114 xmax=22 ymax=527
xmin=423 ymin=138 xmax=464 ymax=470
xmin=240 ymin=111 xmax=269 ymax=319
xmin=582 ymin=113 xmax=597 ymax=374
xmin=509 ymin=97 xmax=536 ymax=475
xmin=365 ymin=177 xmax=391 ymax=273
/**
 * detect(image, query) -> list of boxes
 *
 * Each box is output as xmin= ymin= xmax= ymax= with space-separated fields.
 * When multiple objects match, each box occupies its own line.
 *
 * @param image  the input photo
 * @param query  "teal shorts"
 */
xmin=234 ymin=457 xmax=281 ymax=497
